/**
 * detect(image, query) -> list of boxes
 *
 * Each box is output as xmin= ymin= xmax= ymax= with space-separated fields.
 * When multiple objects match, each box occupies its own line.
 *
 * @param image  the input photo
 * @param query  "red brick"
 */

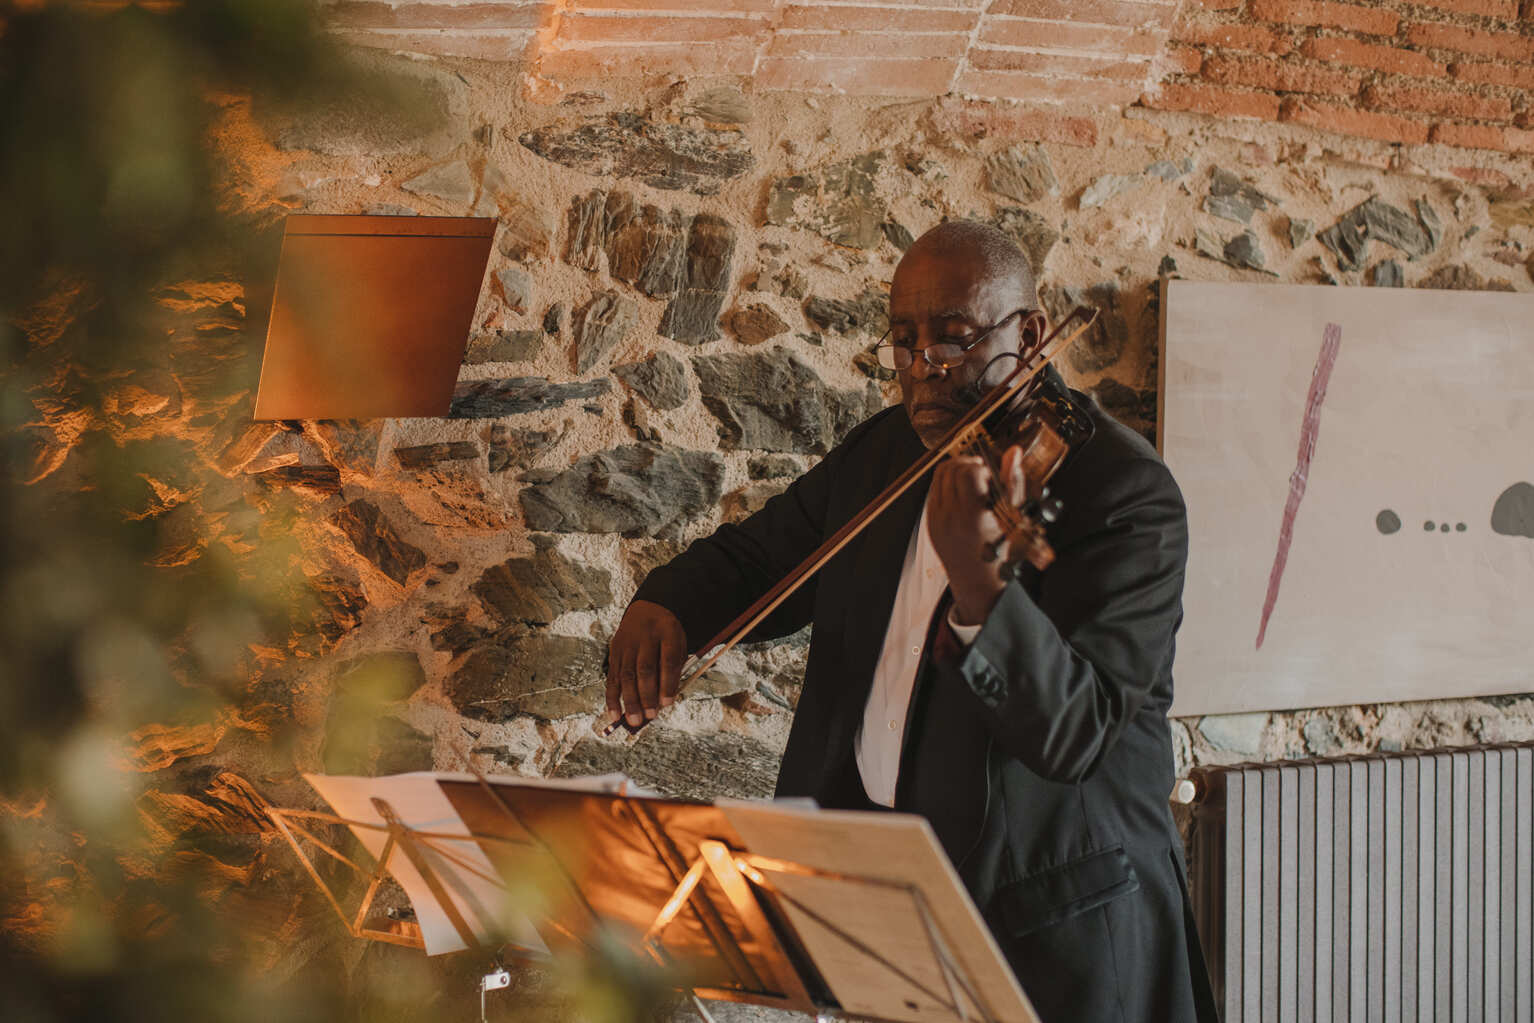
xmin=1429 ymin=121 xmax=1534 ymax=152
xmin=968 ymin=48 xmax=1153 ymax=80
xmin=537 ymin=41 xmax=757 ymax=78
xmin=1165 ymin=42 xmax=1205 ymax=74
xmin=989 ymin=0 xmax=1179 ymax=31
xmin=1363 ymin=83 xmax=1513 ymax=121
xmin=767 ymin=30 xmax=968 ymax=61
xmin=1412 ymin=0 xmax=1517 ymax=18
xmin=1450 ymin=60 xmax=1534 ymax=89
xmin=955 ymin=69 xmax=1143 ymax=105
xmin=1203 ymin=53 xmax=1362 ymax=95
xmin=333 ymin=27 xmax=537 ymax=60
xmin=779 ymin=4 xmax=978 ymax=34
xmin=1301 ymin=36 xmax=1446 ymax=77
xmin=1278 ymin=96 xmax=1431 ymax=143
xmin=929 ymin=96 xmax=1099 ymax=146
xmin=1176 ymin=22 xmax=1293 ymax=55
xmin=978 ymin=17 xmax=1166 ymax=56
xmin=1248 ymin=0 xmax=1398 ymax=35
xmin=558 ymin=12 xmax=766 ymax=44
xmin=325 ymin=2 xmax=544 ymax=30
xmin=1405 ymin=21 xmax=1534 ymax=62
xmin=565 ymin=0 xmax=777 ymax=9
xmin=756 ymin=55 xmax=958 ymax=96
xmin=1140 ymin=81 xmax=1283 ymax=119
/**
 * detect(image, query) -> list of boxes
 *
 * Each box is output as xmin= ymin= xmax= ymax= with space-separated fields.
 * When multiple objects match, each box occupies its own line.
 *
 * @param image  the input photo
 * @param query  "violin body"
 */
xmin=957 ymin=378 xmax=1096 ymax=574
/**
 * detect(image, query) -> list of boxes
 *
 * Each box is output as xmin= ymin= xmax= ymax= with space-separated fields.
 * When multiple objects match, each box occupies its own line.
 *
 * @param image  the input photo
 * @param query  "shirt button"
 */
xmin=888 ymin=720 xmax=897 ymax=731
xmin=910 ymin=645 xmax=920 ymax=655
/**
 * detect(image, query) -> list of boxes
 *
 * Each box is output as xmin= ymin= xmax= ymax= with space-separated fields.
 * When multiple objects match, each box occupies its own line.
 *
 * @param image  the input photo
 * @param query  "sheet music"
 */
xmin=303 ymin=771 xmax=638 ymax=955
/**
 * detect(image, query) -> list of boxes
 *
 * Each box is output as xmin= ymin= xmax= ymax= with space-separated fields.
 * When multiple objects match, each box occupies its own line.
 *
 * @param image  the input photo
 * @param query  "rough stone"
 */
xmin=1288 ymin=217 xmax=1314 ymax=249
xmin=1302 ymin=716 xmax=1344 ymax=756
xmin=517 ymin=113 xmax=753 ymax=194
xmin=1223 ymin=230 xmax=1269 ymax=273
xmin=445 ymin=633 xmax=606 ymax=721
xmin=519 ymin=443 xmax=724 ymax=537
xmin=363 ymin=203 xmax=417 ymax=217
xmin=802 ymin=286 xmax=887 ymax=337
xmin=1145 ymin=158 xmax=1192 ymax=181
xmin=329 ymin=500 xmax=428 ymax=586
xmin=554 ymin=727 xmax=777 ymax=800
xmin=1209 ymin=167 xmax=1277 ymax=211
xmin=253 ymin=464 xmax=342 ymax=497
xmin=542 ymin=303 xmax=565 ymax=335
xmin=1415 ymin=199 xmax=1442 ymax=249
xmin=1417 ymin=264 xmax=1515 ymax=291
xmin=613 ymin=352 xmax=689 ymax=411
xmin=308 ymin=571 xmax=369 ymax=644
xmin=882 ymin=221 xmax=914 ymax=251
xmin=393 ymin=442 xmax=478 ymax=468
xmin=748 ymin=454 xmax=801 ymax=480
xmin=400 ymin=161 xmax=475 ymax=206
xmin=1042 ymin=282 xmax=1129 ymax=374
xmin=1318 ymin=197 xmax=1433 ymax=272
xmin=692 ymin=345 xmax=882 ymax=454
xmin=728 ymin=304 xmax=789 ymax=345
xmin=574 ymin=291 xmax=638 ymax=373
xmin=464 ymin=329 xmax=542 ymax=365
xmin=1204 ymin=194 xmax=1254 ymax=226
xmin=985 ymin=144 xmax=1057 ymax=204
xmin=488 ymin=177 xmax=557 ymax=261
xmin=1370 ymin=260 xmax=1404 ymax=287
xmin=658 ymin=214 xmax=735 ymax=344
xmin=566 ymin=191 xmax=687 ymax=297
xmin=1080 ymin=173 xmax=1140 ymax=209
xmin=494 ymin=266 xmax=534 ymax=313
xmin=488 ymin=423 xmax=561 ymax=473
xmin=771 ymin=264 xmax=809 ymax=300
xmin=471 ymin=547 xmax=612 ymax=627
xmin=722 ymin=481 xmax=786 ymax=523
xmin=991 ymin=207 xmax=1060 ymax=278
xmin=765 ymin=151 xmax=887 ymax=249
xmin=1198 ymin=712 xmax=1268 ymax=755
xmin=448 ymin=377 xmax=609 ymax=418
xmin=687 ymin=86 xmax=751 ymax=124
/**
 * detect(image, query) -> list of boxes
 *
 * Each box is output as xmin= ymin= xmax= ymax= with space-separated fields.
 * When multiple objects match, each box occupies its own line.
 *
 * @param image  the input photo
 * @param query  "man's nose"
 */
xmin=907 ymin=344 xmax=947 ymax=381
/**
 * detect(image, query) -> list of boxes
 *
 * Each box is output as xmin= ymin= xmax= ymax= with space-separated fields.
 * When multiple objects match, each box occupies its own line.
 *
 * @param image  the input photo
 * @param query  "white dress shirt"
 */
xmin=856 ymin=497 xmax=982 ymax=807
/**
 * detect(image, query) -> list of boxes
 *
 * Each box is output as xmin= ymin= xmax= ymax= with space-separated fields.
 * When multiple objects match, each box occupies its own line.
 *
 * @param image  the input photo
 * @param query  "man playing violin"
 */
xmin=606 ymin=220 xmax=1217 ymax=1023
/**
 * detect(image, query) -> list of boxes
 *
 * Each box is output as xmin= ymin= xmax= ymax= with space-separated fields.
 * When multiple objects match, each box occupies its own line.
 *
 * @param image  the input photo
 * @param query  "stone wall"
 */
xmin=23 ymin=39 xmax=1534 ymax=1016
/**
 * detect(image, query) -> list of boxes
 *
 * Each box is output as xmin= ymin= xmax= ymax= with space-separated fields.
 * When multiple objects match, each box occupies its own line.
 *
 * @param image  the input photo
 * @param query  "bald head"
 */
xmin=888 ymin=219 xmax=1049 ymax=447
xmin=901 ymin=220 xmax=1038 ymax=308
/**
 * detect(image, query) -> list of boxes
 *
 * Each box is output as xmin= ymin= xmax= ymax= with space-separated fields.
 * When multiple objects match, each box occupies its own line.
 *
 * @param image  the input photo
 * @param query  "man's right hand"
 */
xmin=605 ymin=599 xmax=687 ymax=729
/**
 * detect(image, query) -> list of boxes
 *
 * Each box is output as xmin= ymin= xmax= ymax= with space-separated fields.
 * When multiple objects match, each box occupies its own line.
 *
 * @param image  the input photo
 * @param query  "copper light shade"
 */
xmin=254 ymin=214 xmax=496 ymax=420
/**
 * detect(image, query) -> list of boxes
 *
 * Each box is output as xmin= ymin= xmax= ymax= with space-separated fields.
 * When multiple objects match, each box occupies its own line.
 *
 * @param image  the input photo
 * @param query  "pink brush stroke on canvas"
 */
xmin=1256 ymin=322 xmax=1343 ymax=650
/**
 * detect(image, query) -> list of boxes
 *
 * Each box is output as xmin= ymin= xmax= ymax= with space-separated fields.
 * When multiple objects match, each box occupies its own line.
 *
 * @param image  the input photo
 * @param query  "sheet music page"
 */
xmin=303 ymin=770 xmax=649 ymax=954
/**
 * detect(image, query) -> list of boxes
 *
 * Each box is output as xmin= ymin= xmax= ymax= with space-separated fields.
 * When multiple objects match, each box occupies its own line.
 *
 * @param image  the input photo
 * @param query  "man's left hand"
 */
xmin=928 ymin=444 xmax=1027 ymax=628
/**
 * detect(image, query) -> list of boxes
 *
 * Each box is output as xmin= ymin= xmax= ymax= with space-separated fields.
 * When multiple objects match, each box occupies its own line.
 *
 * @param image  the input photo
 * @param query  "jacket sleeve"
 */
xmin=631 ymin=447 xmax=837 ymax=654
xmin=941 ymin=455 xmax=1189 ymax=783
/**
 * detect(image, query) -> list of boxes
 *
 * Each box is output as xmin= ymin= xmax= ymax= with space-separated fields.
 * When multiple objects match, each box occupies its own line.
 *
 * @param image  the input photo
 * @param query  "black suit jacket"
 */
xmin=635 ymin=370 xmax=1218 ymax=1023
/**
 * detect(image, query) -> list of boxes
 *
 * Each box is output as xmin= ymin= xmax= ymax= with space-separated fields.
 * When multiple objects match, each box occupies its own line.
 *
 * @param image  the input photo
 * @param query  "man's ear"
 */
xmin=1020 ymin=309 xmax=1049 ymax=359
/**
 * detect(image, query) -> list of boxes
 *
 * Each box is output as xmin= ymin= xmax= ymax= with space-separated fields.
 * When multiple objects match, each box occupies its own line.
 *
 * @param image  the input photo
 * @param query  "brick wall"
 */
xmin=325 ymin=0 xmax=1534 ymax=157
xmin=1150 ymin=0 xmax=1534 ymax=153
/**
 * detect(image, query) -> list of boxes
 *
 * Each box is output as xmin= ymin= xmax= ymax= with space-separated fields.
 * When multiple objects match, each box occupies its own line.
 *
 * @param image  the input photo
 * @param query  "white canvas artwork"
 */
xmin=1160 ymin=280 xmax=1534 ymax=717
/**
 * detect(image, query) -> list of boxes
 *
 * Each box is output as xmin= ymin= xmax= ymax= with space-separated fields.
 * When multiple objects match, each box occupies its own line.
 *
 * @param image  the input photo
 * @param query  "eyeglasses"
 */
xmin=873 ymin=307 xmax=1033 ymax=372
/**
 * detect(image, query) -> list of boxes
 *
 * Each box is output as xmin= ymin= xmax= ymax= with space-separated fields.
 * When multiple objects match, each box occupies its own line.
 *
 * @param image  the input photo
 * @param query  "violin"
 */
xmin=603 ymin=306 xmax=1099 ymax=737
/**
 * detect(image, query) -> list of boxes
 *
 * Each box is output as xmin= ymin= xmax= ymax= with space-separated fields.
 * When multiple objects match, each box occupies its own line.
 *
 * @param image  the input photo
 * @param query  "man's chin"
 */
xmin=907 ymin=408 xmax=957 ymax=447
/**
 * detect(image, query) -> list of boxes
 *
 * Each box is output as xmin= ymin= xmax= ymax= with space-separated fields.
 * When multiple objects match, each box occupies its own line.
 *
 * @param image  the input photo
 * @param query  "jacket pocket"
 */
xmin=989 ymin=845 xmax=1140 ymax=938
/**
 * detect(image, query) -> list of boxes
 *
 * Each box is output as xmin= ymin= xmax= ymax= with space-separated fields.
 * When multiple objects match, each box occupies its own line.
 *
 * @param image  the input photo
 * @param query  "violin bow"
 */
xmin=603 ymin=305 xmax=1099 ymax=737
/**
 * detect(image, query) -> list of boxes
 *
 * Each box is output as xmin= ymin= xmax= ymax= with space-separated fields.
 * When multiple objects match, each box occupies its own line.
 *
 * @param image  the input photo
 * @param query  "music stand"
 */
xmin=273 ymin=771 xmax=1039 ymax=1023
